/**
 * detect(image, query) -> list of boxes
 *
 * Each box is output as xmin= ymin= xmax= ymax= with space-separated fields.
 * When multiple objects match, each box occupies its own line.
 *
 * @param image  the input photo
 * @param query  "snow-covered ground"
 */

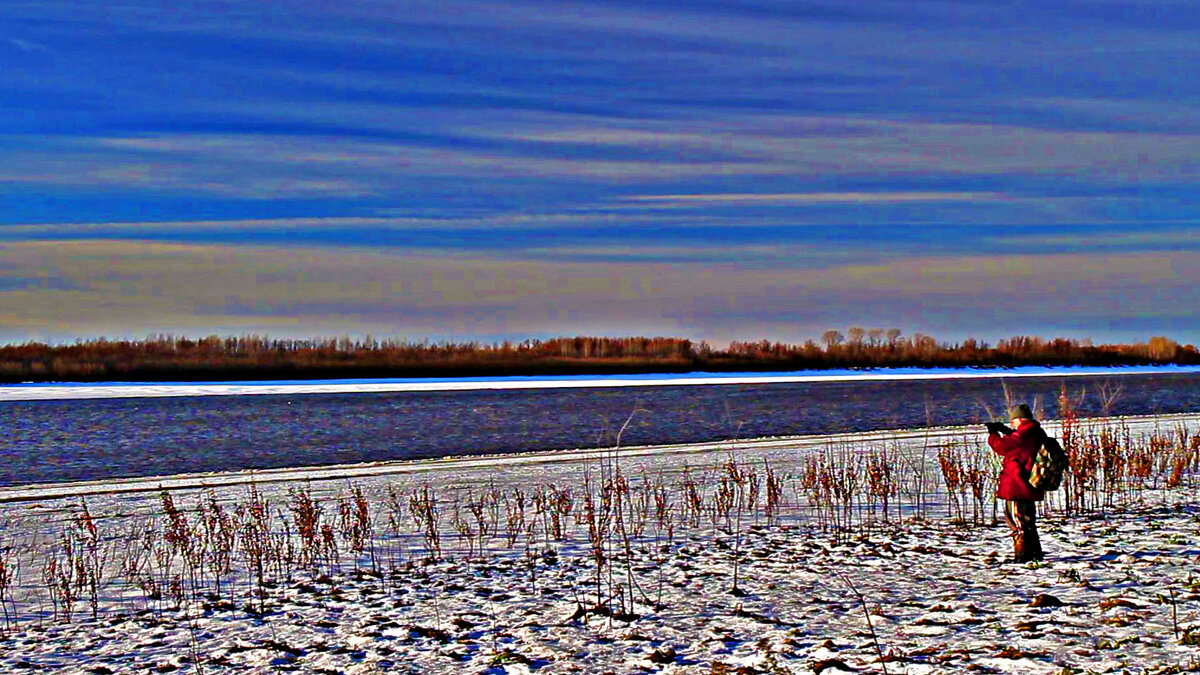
xmin=1 ymin=414 xmax=1198 ymax=673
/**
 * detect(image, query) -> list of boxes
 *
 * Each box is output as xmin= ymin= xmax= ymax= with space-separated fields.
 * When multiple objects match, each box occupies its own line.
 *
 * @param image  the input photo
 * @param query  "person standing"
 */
xmin=987 ymin=404 xmax=1047 ymax=562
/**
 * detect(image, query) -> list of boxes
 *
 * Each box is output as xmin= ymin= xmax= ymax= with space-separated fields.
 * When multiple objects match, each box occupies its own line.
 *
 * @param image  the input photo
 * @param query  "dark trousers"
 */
xmin=1003 ymin=500 xmax=1043 ymax=562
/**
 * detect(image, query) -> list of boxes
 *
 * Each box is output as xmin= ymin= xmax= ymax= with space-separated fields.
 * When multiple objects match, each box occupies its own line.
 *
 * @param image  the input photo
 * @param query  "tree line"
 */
xmin=0 ymin=331 xmax=1196 ymax=383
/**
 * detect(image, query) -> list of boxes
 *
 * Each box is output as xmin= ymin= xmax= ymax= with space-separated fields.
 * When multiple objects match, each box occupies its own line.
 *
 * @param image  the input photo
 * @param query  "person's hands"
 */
xmin=985 ymin=421 xmax=1006 ymax=434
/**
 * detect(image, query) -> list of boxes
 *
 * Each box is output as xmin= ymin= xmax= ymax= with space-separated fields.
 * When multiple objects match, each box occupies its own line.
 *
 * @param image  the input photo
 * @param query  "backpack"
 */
xmin=1029 ymin=435 xmax=1069 ymax=491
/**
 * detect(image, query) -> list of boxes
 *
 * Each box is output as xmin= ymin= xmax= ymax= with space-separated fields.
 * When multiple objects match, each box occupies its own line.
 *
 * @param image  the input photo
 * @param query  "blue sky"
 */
xmin=2 ymin=0 xmax=1198 ymax=346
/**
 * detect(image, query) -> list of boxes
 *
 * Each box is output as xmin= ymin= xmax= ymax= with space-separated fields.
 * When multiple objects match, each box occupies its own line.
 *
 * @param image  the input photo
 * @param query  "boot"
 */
xmin=1012 ymin=534 xmax=1027 ymax=563
xmin=1014 ymin=534 xmax=1043 ymax=563
xmin=1025 ymin=529 xmax=1044 ymax=562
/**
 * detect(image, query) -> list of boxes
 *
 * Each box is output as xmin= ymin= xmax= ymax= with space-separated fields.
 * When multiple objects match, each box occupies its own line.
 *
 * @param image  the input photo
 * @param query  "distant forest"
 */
xmin=0 ymin=330 xmax=1197 ymax=383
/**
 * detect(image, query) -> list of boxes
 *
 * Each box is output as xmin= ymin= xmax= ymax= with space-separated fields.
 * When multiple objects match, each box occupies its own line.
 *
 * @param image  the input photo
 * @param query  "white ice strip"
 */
xmin=3 ymin=364 xmax=1200 ymax=401
xmin=3 ymin=412 xmax=1194 ymax=504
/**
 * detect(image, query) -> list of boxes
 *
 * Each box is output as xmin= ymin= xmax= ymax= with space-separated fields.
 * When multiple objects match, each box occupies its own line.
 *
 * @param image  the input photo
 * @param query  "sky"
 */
xmin=1 ymin=0 xmax=1199 ymax=347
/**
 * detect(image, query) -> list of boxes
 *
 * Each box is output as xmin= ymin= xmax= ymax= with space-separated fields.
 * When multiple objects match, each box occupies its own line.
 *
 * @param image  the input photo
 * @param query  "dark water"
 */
xmin=3 ymin=372 xmax=1200 ymax=487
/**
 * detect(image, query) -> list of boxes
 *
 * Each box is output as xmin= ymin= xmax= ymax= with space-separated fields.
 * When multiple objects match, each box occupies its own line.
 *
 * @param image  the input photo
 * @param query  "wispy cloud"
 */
xmin=507 ymin=115 xmax=1200 ymax=184
xmin=0 ymin=212 xmax=725 ymax=239
xmin=986 ymin=228 xmax=1200 ymax=251
xmin=3 ymin=37 xmax=49 ymax=53
xmin=623 ymin=191 xmax=1007 ymax=205
xmin=9 ymin=112 xmax=1200 ymax=211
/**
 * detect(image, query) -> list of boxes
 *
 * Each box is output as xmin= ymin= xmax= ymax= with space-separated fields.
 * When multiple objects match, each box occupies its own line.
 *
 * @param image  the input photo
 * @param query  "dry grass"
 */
xmin=0 ymin=414 xmax=1196 ymax=630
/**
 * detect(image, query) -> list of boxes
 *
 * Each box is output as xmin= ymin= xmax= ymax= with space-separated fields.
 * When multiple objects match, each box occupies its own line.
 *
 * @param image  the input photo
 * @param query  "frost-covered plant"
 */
xmin=43 ymin=533 xmax=83 ymax=623
xmin=502 ymin=488 xmax=526 ymax=549
xmin=72 ymin=499 xmax=107 ymax=619
xmin=336 ymin=485 xmax=374 ymax=572
xmin=723 ymin=456 xmax=750 ymax=597
xmin=1100 ymin=424 xmax=1127 ymax=506
xmin=236 ymin=484 xmax=272 ymax=608
xmin=963 ymin=443 xmax=991 ymax=525
xmin=288 ymin=485 xmax=322 ymax=573
xmin=937 ymin=444 xmax=965 ymax=523
xmin=763 ymin=460 xmax=785 ymax=527
xmin=408 ymin=483 xmax=441 ymax=560
xmin=383 ymin=485 xmax=409 ymax=573
xmin=451 ymin=497 xmax=477 ymax=560
xmin=651 ymin=475 xmax=675 ymax=545
xmin=200 ymin=490 xmax=236 ymax=599
xmin=865 ymin=447 xmax=896 ymax=525
xmin=679 ymin=466 xmax=704 ymax=529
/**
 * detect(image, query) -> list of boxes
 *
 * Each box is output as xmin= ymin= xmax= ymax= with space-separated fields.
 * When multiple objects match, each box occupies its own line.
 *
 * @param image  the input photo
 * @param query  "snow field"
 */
xmin=0 ymin=413 xmax=1197 ymax=673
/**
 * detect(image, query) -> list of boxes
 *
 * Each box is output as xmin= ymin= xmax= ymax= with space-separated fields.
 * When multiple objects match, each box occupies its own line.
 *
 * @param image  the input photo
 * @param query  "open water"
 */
xmin=3 ymin=370 xmax=1200 ymax=487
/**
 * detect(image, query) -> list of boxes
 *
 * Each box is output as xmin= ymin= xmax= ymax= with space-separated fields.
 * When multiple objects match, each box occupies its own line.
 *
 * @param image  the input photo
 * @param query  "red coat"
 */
xmin=989 ymin=419 xmax=1046 ymax=502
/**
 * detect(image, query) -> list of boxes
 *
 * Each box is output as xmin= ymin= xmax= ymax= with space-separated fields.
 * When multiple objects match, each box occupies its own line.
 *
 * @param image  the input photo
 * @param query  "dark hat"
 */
xmin=1010 ymin=403 xmax=1034 ymax=420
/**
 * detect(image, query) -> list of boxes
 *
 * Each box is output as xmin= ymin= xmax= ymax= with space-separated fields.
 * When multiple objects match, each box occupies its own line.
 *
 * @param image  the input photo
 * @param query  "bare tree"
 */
xmin=1096 ymin=379 xmax=1123 ymax=417
xmin=821 ymin=330 xmax=844 ymax=351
